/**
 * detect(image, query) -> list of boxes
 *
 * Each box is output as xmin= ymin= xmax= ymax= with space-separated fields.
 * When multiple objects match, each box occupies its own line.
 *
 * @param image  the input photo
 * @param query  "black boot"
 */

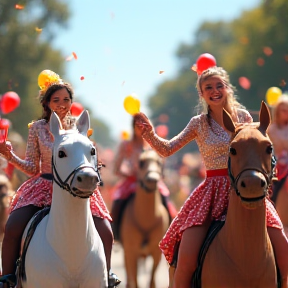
xmin=108 ymin=271 xmax=121 ymax=288
xmin=0 ymin=274 xmax=16 ymax=287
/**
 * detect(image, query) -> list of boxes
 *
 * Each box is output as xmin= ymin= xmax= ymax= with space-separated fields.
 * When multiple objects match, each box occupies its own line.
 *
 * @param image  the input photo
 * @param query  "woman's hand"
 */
xmin=134 ymin=112 xmax=154 ymax=134
xmin=0 ymin=141 xmax=13 ymax=160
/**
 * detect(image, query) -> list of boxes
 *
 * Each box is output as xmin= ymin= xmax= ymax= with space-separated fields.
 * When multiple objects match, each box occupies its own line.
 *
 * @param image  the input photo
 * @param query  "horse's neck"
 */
xmin=46 ymin=185 xmax=96 ymax=264
xmin=133 ymin=186 xmax=163 ymax=226
xmin=220 ymin=193 xmax=271 ymax=263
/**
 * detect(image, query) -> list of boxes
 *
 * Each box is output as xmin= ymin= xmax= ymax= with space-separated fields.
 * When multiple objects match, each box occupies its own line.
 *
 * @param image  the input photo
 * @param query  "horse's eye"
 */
xmin=139 ymin=160 xmax=145 ymax=169
xmin=266 ymin=146 xmax=273 ymax=154
xmin=230 ymin=147 xmax=237 ymax=155
xmin=58 ymin=151 xmax=66 ymax=158
xmin=91 ymin=147 xmax=96 ymax=156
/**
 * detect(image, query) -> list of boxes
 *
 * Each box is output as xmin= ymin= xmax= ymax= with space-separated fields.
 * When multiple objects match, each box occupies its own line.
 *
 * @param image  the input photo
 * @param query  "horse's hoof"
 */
xmin=108 ymin=272 xmax=121 ymax=288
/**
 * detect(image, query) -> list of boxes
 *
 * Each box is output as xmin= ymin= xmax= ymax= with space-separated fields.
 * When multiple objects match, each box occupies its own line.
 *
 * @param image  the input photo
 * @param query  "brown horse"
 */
xmin=199 ymin=102 xmax=278 ymax=288
xmin=120 ymin=149 xmax=170 ymax=288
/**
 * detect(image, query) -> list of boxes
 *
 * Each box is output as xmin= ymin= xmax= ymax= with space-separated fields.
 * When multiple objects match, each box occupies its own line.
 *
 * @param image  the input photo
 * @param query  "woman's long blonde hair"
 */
xmin=271 ymin=93 xmax=288 ymax=127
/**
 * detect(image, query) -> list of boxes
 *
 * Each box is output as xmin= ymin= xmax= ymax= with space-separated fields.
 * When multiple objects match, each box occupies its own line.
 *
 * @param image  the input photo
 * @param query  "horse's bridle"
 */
xmin=52 ymin=155 xmax=103 ymax=199
xmin=227 ymin=155 xmax=276 ymax=203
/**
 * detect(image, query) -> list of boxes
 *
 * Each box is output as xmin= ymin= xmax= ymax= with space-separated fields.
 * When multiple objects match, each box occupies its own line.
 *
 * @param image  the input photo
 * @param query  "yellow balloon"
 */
xmin=123 ymin=95 xmax=141 ymax=115
xmin=266 ymin=87 xmax=282 ymax=106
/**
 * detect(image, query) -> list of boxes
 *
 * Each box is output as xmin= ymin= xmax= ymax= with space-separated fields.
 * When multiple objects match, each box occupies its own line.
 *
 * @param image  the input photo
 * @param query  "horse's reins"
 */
xmin=228 ymin=155 xmax=276 ymax=202
xmin=52 ymin=155 xmax=103 ymax=199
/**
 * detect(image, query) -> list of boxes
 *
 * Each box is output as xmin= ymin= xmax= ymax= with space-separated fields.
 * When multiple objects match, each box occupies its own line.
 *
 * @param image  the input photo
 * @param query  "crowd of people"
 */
xmin=0 ymin=65 xmax=287 ymax=288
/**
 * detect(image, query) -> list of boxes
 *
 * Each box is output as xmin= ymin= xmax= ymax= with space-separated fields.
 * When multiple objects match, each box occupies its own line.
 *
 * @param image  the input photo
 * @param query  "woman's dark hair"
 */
xmin=39 ymin=82 xmax=74 ymax=121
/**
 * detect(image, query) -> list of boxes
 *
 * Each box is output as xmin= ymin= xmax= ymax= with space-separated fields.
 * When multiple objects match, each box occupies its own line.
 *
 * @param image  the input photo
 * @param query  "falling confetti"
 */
xmin=284 ymin=55 xmax=288 ymax=62
xmin=158 ymin=114 xmax=169 ymax=123
xmin=159 ymin=70 xmax=165 ymax=74
xmin=263 ymin=47 xmax=273 ymax=56
xmin=80 ymin=76 xmax=85 ymax=80
xmin=72 ymin=52 xmax=78 ymax=60
xmin=35 ymin=27 xmax=42 ymax=33
xmin=66 ymin=55 xmax=73 ymax=61
xmin=15 ymin=4 xmax=24 ymax=9
xmin=238 ymin=77 xmax=251 ymax=90
xmin=257 ymin=58 xmax=265 ymax=66
xmin=121 ymin=81 xmax=125 ymax=86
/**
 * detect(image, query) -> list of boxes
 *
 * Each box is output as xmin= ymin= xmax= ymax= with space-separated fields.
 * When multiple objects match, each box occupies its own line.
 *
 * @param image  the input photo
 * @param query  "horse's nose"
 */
xmin=75 ymin=169 xmax=98 ymax=186
xmin=238 ymin=171 xmax=267 ymax=191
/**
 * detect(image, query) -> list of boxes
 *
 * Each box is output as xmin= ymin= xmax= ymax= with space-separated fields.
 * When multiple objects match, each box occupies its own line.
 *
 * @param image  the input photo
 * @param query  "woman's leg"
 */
xmin=268 ymin=227 xmax=288 ymax=288
xmin=2 ymin=205 xmax=41 ymax=275
xmin=92 ymin=216 xmax=120 ymax=287
xmin=173 ymin=224 xmax=210 ymax=288
xmin=92 ymin=216 xmax=113 ymax=271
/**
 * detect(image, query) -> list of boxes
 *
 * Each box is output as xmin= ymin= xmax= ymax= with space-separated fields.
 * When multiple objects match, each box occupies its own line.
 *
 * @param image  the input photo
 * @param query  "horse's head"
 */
xmin=224 ymin=101 xmax=275 ymax=208
xmin=137 ymin=149 xmax=163 ymax=192
xmin=50 ymin=111 xmax=103 ymax=199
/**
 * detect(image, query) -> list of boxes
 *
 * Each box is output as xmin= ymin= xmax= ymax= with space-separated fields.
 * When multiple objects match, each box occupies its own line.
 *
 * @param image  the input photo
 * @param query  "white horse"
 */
xmin=20 ymin=111 xmax=107 ymax=288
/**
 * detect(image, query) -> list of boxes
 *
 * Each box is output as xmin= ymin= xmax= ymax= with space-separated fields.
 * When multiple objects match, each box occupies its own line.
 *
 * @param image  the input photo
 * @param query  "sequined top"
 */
xmin=142 ymin=109 xmax=253 ymax=170
xmin=9 ymin=119 xmax=53 ymax=175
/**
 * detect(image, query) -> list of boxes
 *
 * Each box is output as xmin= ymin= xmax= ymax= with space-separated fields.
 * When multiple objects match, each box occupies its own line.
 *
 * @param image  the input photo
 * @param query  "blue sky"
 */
xmin=53 ymin=0 xmax=260 ymax=140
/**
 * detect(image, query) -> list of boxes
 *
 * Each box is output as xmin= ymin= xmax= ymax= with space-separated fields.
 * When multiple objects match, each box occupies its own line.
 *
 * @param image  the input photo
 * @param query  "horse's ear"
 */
xmin=50 ymin=112 xmax=62 ymax=138
xmin=223 ymin=109 xmax=236 ymax=133
xmin=76 ymin=110 xmax=90 ymax=136
xmin=258 ymin=101 xmax=271 ymax=134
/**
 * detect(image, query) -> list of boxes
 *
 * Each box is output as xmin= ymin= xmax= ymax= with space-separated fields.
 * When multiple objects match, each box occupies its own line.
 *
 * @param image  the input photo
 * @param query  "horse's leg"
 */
xmin=268 ymin=227 xmax=288 ymax=288
xmin=123 ymin=249 xmax=138 ymax=288
xmin=149 ymin=251 xmax=161 ymax=288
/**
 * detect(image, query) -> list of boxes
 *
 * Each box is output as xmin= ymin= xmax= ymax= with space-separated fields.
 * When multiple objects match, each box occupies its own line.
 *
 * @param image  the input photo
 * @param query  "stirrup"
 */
xmin=108 ymin=272 xmax=121 ymax=288
xmin=0 ymin=274 xmax=16 ymax=286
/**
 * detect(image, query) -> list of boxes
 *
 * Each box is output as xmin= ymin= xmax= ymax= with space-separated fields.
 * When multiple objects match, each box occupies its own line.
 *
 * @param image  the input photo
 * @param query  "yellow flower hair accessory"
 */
xmin=87 ymin=128 xmax=93 ymax=137
xmin=38 ymin=70 xmax=64 ymax=94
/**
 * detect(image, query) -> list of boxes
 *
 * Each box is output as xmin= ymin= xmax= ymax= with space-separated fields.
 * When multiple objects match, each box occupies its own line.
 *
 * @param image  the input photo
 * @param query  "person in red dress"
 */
xmin=0 ymin=71 xmax=120 ymax=287
xmin=134 ymin=66 xmax=288 ymax=288
xmin=111 ymin=116 xmax=177 ymax=241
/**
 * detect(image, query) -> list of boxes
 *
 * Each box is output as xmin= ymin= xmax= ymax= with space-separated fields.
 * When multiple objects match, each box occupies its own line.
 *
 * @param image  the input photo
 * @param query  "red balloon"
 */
xmin=1 ymin=91 xmax=20 ymax=114
xmin=196 ymin=53 xmax=217 ymax=75
xmin=0 ymin=118 xmax=10 ymax=143
xmin=70 ymin=102 xmax=84 ymax=116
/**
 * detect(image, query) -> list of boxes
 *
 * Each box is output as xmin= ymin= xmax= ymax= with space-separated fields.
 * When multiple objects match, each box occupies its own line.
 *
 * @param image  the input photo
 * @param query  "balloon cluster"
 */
xmin=123 ymin=94 xmax=141 ymax=115
xmin=265 ymin=87 xmax=282 ymax=106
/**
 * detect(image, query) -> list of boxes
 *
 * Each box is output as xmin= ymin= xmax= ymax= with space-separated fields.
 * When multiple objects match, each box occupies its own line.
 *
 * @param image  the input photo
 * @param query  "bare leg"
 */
xmin=92 ymin=216 xmax=121 ymax=287
xmin=92 ymin=216 xmax=113 ymax=272
xmin=268 ymin=227 xmax=288 ymax=288
xmin=2 ymin=205 xmax=41 ymax=275
xmin=173 ymin=224 xmax=210 ymax=288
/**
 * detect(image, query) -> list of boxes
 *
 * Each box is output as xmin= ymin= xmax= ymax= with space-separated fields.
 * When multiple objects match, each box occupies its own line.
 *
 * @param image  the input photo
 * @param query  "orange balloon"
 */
xmin=123 ymin=95 xmax=140 ymax=115
xmin=266 ymin=87 xmax=282 ymax=106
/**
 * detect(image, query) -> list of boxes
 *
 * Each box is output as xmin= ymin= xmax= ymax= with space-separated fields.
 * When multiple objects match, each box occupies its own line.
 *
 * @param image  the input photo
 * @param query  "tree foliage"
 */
xmin=0 ymin=0 xmax=114 ymax=146
xmin=148 ymin=0 xmax=288 ymax=157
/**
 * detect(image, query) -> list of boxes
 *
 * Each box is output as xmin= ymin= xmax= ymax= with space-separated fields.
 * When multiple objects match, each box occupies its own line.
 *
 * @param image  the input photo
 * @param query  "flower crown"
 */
xmin=38 ymin=70 xmax=64 ymax=94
